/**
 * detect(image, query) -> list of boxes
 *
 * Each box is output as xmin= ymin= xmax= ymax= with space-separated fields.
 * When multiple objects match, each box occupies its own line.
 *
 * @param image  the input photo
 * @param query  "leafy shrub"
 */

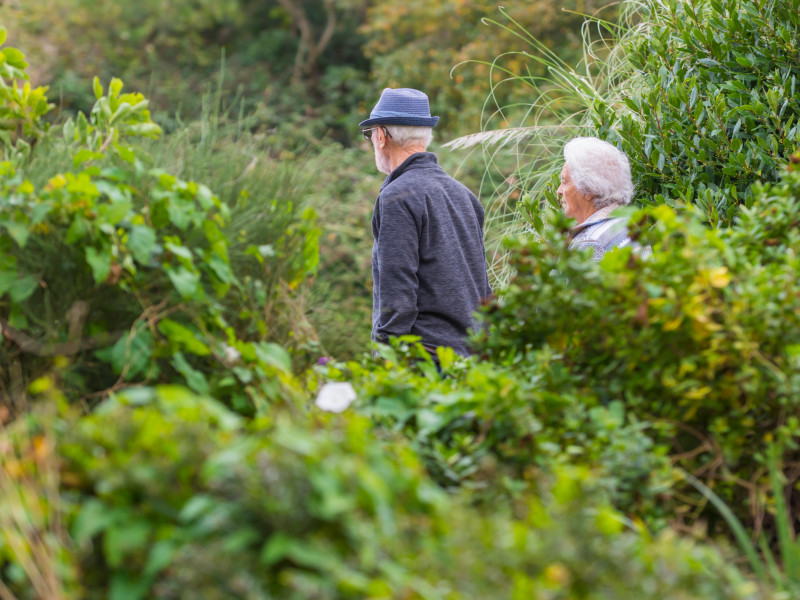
xmin=600 ymin=0 xmax=800 ymax=225
xmin=474 ymin=161 xmax=800 ymax=532
xmin=0 ymin=28 xmax=52 ymax=162
xmin=331 ymin=339 xmax=672 ymax=520
xmin=0 ymin=381 xmax=773 ymax=599
xmin=450 ymin=0 xmax=800 ymax=241
xmin=0 ymin=43 xmax=319 ymax=412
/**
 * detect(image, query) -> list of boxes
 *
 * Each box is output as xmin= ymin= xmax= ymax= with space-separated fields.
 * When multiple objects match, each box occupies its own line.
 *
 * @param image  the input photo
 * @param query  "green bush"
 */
xmin=453 ymin=0 xmax=800 ymax=240
xmin=0 ymin=382 xmax=774 ymax=599
xmin=0 ymin=28 xmax=52 ymax=162
xmin=330 ymin=339 xmax=672 ymax=520
xmin=474 ymin=161 xmax=800 ymax=532
xmin=0 ymin=42 xmax=319 ymax=412
xmin=601 ymin=0 xmax=800 ymax=225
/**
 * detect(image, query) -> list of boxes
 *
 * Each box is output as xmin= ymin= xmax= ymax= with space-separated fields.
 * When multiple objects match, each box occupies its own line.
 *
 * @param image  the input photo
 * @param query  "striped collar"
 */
xmin=570 ymin=203 xmax=625 ymax=236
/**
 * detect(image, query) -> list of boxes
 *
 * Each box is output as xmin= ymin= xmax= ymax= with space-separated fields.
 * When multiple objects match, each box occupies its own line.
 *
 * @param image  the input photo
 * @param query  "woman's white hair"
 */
xmin=385 ymin=125 xmax=433 ymax=150
xmin=563 ymin=137 xmax=634 ymax=208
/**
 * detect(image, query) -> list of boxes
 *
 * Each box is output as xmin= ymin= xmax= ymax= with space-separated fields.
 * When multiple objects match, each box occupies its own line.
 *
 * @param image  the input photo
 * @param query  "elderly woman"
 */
xmin=556 ymin=136 xmax=637 ymax=261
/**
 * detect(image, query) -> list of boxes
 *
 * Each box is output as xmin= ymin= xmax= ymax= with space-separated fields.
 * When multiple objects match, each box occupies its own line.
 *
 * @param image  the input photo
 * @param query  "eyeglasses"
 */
xmin=362 ymin=126 xmax=392 ymax=141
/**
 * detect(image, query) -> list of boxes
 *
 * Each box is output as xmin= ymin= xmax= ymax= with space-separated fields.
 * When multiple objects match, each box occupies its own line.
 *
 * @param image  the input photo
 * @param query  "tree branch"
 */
xmin=307 ymin=0 xmax=337 ymax=75
xmin=0 ymin=319 xmax=125 ymax=357
xmin=276 ymin=0 xmax=314 ymax=82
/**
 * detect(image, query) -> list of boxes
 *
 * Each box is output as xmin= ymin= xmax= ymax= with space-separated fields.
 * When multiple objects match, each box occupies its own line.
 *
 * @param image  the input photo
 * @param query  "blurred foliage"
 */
xmin=0 ymin=0 xmax=616 ymax=142
xmin=0 ymin=0 xmax=374 ymax=144
xmin=0 ymin=381 xmax=774 ymax=599
xmin=1 ymin=0 xmax=243 ymax=111
xmin=305 ymin=144 xmax=378 ymax=359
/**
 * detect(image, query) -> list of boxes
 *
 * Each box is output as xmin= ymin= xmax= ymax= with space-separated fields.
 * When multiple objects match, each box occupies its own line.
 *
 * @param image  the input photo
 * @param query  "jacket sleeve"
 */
xmin=373 ymin=194 xmax=420 ymax=341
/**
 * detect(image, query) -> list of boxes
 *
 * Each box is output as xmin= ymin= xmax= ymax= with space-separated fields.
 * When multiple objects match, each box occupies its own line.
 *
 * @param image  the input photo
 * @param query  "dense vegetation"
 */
xmin=2 ymin=0 xmax=800 ymax=597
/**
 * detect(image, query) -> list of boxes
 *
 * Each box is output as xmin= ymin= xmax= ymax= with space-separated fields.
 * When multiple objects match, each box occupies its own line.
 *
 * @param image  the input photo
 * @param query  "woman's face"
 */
xmin=557 ymin=165 xmax=595 ymax=224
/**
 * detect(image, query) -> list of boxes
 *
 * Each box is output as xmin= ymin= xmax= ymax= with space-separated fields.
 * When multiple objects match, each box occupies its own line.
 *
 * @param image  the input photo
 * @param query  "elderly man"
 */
xmin=360 ymin=87 xmax=492 ymax=357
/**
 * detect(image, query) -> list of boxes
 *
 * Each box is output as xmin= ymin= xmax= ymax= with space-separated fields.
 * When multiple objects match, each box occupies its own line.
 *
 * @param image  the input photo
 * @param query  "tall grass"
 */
xmin=681 ymin=442 xmax=800 ymax=596
xmin=446 ymin=2 xmax=649 ymax=285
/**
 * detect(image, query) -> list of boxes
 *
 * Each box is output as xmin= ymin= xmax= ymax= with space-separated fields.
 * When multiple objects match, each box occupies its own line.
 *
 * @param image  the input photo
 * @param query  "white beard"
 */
xmin=374 ymin=144 xmax=392 ymax=175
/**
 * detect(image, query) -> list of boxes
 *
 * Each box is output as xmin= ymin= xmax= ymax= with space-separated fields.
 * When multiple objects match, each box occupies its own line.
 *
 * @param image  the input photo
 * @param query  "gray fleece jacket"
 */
xmin=371 ymin=152 xmax=492 ymax=356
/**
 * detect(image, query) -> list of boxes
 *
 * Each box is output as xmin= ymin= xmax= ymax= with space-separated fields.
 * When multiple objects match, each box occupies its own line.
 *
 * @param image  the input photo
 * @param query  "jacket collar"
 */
xmin=570 ymin=203 xmax=624 ymax=236
xmin=380 ymin=152 xmax=438 ymax=190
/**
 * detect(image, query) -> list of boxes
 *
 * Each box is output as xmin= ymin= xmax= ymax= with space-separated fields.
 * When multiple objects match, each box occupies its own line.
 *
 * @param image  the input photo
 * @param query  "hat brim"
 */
xmin=359 ymin=116 xmax=439 ymax=128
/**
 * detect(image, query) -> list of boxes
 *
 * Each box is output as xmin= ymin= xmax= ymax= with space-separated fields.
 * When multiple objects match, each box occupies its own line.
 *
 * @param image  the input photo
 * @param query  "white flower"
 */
xmin=222 ymin=345 xmax=241 ymax=367
xmin=314 ymin=382 xmax=356 ymax=413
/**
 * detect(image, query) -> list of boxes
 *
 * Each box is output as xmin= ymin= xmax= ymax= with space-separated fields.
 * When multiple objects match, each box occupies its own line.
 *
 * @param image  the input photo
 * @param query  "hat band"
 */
xmin=369 ymin=110 xmax=430 ymax=119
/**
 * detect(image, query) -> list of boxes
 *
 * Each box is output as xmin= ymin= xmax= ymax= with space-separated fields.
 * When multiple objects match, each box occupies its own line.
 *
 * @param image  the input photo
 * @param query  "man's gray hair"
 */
xmin=563 ymin=137 xmax=634 ymax=208
xmin=385 ymin=125 xmax=433 ymax=150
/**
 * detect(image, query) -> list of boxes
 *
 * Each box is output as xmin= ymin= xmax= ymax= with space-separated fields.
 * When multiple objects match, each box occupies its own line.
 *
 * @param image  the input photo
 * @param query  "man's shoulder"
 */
xmin=379 ymin=169 xmax=435 ymax=205
xmin=386 ymin=167 xmax=475 ymax=198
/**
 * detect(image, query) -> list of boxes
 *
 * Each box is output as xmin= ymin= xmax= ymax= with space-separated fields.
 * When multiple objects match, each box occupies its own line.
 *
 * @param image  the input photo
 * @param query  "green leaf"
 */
xmin=98 ymin=199 xmax=132 ymax=225
xmin=104 ymin=521 xmax=151 ymax=568
xmin=158 ymin=319 xmax=210 ymax=356
xmin=73 ymin=149 xmax=104 ymax=168
xmin=0 ymin=270 xmax=17 ymax=295
xmin=203 ymin=219 xmax=224 ymax=244
xmin=260 ymin=532 xmax=294 ymax=566
xmin=3 ymin=218 xmax=29 ymax=248
xmin=72 ymin=499 xmax=115 ymax=545
xmin=166 ymin=266 xmax=201 ymax=299
xmin=260 ymin=534 xmax=333 ymax=569
xmin=127 ymin=123 xmax=162 ymax=137
xmin=9 ymin=275 xmax=38 ymax=302
xmin=195 ymin=185 xmax=214 ymax=210
xmin=2 ymin=47 xmax=26 ymax=69
xmin=93 ymin=76 xmax=103 ymax=100
xmin=85 ymin=247 xmax=112 ymax=284
xmin=114 ymin=143 xmax=136 ymax=164
xmin=178 ymin=495 xmax=217 ymax=523
xmin=172 ymin=352 xmax=210 ymax=395
xmin=128 ymin=226 xmax=157 ymax=264
xmin=254 ymin=342 xmax=292 ymax=373
xmin=208 ymin=254 xmax=233 ymax=284
xmin=165 ymin=241 xmax=193 ymax=261
xmin=65 ymin=216 xmax=91 ymax=244
xmin=109 ymin=78 xmax=124 ymax=98
xmin=8 ymin=304 xmax=28 ymax=329
xmin=143 ymin=540 xmax=178 ymax=578
xmin=0 ymin=28 xmax=6 ymax=46
xmin=101 ymin=326 xmax=153 ymax=378
xmin=110 ymin=102 xmax=133 ymax=125
xmin=166 ymin=199 xmax=193 ymax=231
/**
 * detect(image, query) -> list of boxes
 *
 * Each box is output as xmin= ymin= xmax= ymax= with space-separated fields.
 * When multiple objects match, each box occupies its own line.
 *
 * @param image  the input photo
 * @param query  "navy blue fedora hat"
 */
xmin=359 ymin=88 xmax=439 ymax=128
